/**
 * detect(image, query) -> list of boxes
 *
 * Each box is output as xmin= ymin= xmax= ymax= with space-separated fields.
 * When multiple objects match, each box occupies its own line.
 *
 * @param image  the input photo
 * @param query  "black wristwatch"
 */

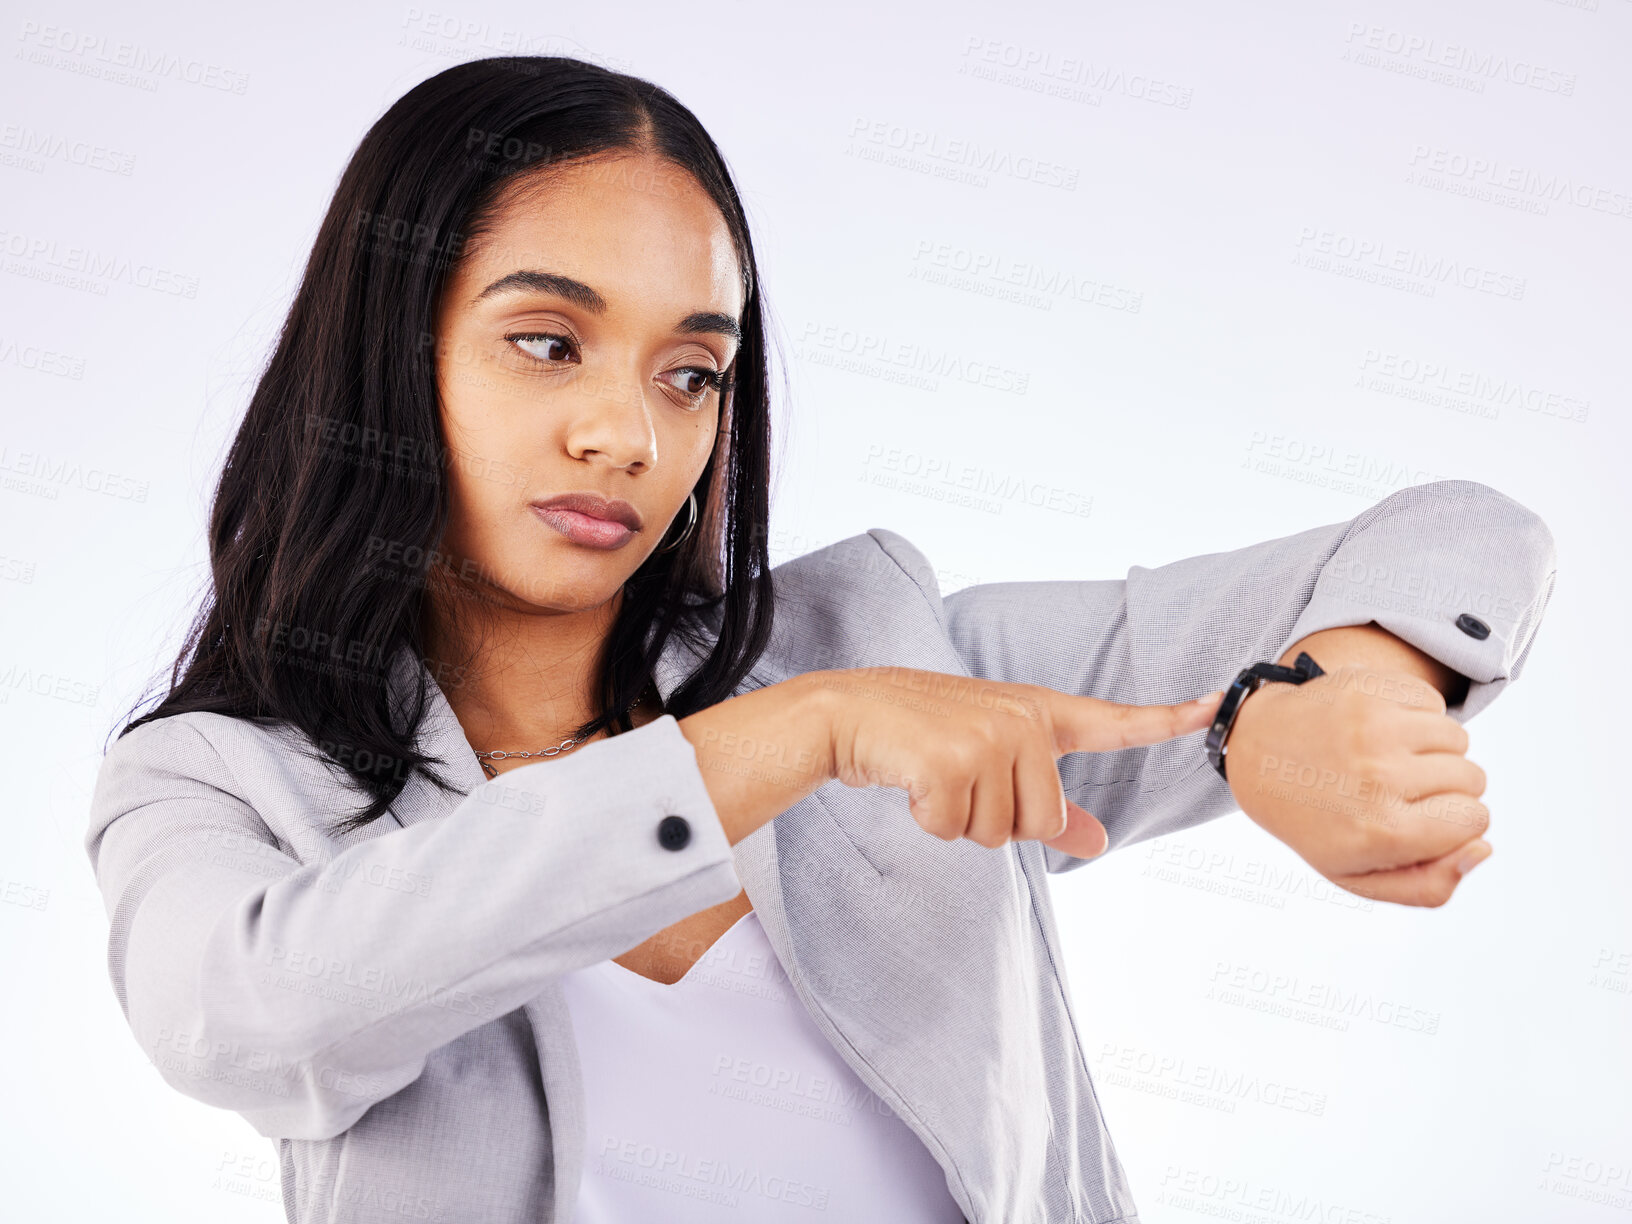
xmin=1204 ymin=651 xmax=1326 ymax=781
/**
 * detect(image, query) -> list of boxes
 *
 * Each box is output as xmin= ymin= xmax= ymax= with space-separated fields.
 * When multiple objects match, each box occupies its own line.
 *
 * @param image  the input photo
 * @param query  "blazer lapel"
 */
xmin=381 ymin=645 xmax=488 ymax=829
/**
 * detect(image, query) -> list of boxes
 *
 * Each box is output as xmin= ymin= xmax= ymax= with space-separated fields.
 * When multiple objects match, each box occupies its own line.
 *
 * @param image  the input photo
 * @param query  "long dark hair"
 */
xmin=113 ymin=56 xmax=779 ymax=836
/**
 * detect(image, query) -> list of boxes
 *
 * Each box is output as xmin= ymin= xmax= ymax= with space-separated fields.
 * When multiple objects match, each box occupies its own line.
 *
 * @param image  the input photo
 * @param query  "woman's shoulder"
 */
xmin=87 ymin=706 xmax=378 ymax=870
xmin=772 ymin=527 xmax=947 ymax=615
xmin=757 ymin=528 xmax=956 ymax=674
xmin=100 ymin=708 xmax=306 ymax=775
xmin=92 ymin=710 xmax=330 ymax=831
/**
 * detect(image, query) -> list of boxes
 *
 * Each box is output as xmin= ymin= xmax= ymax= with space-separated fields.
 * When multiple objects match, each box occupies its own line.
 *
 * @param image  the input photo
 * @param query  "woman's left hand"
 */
xmin=1223 ymin=663 xmax=1492 ymax=907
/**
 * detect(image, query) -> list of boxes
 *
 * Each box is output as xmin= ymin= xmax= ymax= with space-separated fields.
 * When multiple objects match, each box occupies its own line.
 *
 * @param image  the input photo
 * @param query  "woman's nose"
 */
xmin=563 ymin=365 xmax=659 ymax=471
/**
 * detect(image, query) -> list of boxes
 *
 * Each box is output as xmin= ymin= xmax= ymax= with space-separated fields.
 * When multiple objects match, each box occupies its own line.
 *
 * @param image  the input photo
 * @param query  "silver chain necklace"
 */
xmin=473 ymin=686 xmax=659 ymax=780
xmin=474 ymin=736 xmax=584 ymax=779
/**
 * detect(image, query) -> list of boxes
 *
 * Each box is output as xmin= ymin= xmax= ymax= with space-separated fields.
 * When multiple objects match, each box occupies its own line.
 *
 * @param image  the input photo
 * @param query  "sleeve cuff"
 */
xmin=1275 ymin=480 xmax=1558 ymax=722
xmin=467 ymin=712 xmax=741 ymax=911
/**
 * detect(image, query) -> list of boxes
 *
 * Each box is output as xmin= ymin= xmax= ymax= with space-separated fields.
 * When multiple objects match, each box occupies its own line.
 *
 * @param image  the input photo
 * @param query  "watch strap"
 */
xmin=1205 ymin=651 xmax=1326 ymax=781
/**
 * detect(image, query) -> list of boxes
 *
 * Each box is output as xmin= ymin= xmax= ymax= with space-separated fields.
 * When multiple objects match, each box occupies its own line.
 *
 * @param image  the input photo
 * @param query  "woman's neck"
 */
xmin=420 ymin=583 xmax=633 ymax=756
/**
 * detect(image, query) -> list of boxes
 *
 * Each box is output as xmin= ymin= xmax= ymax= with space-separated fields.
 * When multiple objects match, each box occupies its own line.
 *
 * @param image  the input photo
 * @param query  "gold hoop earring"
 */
xmin=654 ymin=490 xmax=698 ymax=554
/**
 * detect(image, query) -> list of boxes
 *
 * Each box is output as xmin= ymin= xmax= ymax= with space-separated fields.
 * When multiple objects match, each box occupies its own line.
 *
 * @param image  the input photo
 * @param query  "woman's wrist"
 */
xmin=676 ymin=669 xmax=841 ymax=846
xmin=795 ymin=669 xmax=843 ymax=784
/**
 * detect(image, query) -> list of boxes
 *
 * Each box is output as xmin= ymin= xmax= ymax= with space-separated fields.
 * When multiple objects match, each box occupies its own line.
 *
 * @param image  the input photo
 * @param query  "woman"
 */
xmin=87 ymin=56 xmax=1555 ymax=1223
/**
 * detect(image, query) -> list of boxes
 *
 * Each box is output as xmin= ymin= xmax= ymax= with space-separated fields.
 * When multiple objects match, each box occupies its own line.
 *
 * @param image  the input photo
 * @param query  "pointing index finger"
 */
xmin=1052 ymin=690 xmax=1224 ymax=756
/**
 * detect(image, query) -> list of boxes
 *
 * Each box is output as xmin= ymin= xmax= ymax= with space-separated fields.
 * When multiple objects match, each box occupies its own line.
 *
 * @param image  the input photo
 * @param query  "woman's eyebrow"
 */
xmin=471 ymin=269 xmax=606 ymax=312
xmin=470 ymin=268 xmax=741 ymax=346
xmin=677 ymin=311 xmax=742 ymax=346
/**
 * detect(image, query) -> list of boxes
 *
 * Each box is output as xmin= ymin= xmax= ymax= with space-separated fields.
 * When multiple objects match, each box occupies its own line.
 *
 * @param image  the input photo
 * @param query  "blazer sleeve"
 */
xmin=85 ymin=712 xmax=743 ymax=1140
xmin=866 ymin=478 xmax=1558 ymax=871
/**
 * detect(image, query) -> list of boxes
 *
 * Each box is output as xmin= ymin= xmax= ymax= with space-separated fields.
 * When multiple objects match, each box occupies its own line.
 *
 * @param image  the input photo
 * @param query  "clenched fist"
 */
xmin=1222 ymin=662 xmax=1491 ymax=907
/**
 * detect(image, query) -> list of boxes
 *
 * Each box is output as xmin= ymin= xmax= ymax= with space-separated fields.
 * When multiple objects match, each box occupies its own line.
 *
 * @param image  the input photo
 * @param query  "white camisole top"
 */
xmin=556 ymin=908 xmax=967 ymax=1222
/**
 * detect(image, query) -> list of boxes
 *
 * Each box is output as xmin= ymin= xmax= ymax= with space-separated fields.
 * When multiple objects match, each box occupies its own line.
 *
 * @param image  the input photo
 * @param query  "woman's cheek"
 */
xmin=446 ymin=468 xmax=504 ymax=559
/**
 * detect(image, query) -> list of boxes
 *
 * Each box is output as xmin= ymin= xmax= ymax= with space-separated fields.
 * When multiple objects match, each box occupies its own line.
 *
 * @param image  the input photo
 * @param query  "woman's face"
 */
xmin=431 ymin=151 xmax=743 ymax=616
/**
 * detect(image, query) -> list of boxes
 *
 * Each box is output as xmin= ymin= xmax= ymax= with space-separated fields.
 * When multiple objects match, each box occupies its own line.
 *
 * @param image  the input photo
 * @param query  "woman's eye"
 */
xmin=508 ymin=333 xmax=576 ymax=364
xmin=662 ymin=366 xmax=724 ymax=405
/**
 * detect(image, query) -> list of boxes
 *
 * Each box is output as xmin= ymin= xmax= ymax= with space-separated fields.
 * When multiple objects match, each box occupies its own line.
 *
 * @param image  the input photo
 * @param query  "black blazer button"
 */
xmin=657 ymin=814 xmax=691 ymax=851
xmin=1455 ymin=612 xmax=1491 ymax=640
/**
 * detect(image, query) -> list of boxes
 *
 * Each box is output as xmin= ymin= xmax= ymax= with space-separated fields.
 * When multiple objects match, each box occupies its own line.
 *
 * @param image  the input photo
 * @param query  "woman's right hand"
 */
xmin=812 ymin=667 xmax=1224 ymax=860
xmin=679 ymin=667 xmax=1222 ymax=859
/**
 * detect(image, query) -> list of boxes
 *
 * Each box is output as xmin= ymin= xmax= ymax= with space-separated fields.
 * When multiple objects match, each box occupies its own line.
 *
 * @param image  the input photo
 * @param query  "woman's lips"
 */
xmin=531 ymin=505 xmax=635 ymax=550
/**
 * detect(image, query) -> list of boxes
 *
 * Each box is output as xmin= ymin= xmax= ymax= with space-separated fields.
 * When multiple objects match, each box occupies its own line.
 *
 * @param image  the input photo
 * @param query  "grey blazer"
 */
xmin=86 ymin=479 xmax=1556 ymax=1224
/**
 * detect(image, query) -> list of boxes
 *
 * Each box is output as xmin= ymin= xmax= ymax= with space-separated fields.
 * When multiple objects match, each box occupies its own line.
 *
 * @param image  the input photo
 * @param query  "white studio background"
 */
xmin=2 ymin=1 xmax=1624 ymax=1220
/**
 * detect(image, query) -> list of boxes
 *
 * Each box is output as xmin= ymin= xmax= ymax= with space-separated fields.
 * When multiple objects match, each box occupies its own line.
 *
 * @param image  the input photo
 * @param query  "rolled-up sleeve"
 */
xmin=866 ymin=478 xmax=1558 ymax=868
